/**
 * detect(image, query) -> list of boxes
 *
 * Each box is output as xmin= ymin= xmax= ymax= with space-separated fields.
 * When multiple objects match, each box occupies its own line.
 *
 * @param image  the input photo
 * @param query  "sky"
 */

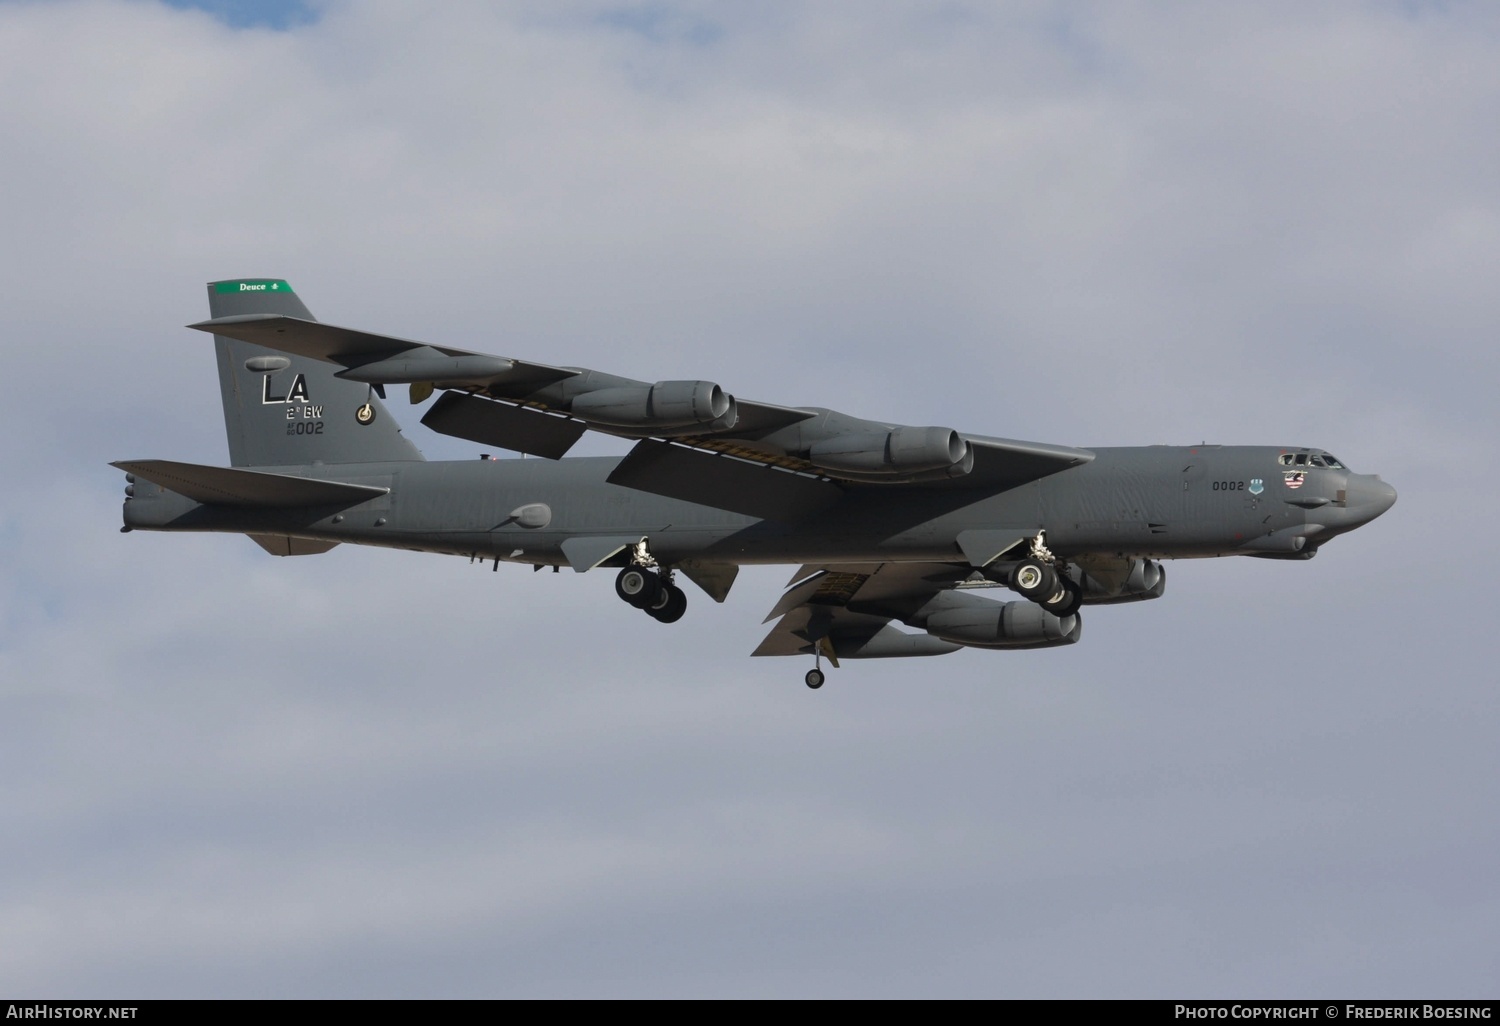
xmin=0 ymin=0 xmax=1496 ymax=999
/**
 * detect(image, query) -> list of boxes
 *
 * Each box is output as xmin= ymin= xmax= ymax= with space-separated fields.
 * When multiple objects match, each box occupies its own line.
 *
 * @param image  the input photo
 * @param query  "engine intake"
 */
xmin=808 ymin=426 xmax=970 ymax=477
xmin=570 ymin=380 xmax=735 ymax=431
xmin=1076 ymin=559 xmax=1166 ymax=604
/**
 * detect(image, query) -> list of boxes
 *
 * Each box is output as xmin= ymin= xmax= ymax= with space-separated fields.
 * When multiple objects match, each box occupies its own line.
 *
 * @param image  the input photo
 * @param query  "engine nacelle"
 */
xmin=920 ymin=593 xmax=1081 ymax=650
xmin=1077 ymin=559 xmax=1166 ymax=604
xmin=807 ymin=426 xmax=970 ymax=477
xmin=570 ymin=380 xmax=735 ymax=431
xmin=829 ymin=625 xmax=961 ymax=659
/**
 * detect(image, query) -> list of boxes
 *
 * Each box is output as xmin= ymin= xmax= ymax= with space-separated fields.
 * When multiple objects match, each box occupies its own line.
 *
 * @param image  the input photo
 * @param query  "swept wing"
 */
xmin=191 ymin=314 xmax=1093 ymax=519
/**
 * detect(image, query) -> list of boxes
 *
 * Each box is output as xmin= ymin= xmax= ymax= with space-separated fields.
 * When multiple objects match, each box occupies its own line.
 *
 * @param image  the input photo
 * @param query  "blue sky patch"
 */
xmin=159 ymin=0 xmax=319 ymax=31
xmin=596 ymin=3 xmax=721 ymax=46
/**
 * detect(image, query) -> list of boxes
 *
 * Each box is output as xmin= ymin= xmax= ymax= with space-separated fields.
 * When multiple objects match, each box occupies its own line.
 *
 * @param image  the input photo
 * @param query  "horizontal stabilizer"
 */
xmin=421 ymin=392 xmax=586 ymax=459
xmin=112 ymin=460 xmax=388 ymax=508
xmin=608 ymin=439 xmax=844 ymax=521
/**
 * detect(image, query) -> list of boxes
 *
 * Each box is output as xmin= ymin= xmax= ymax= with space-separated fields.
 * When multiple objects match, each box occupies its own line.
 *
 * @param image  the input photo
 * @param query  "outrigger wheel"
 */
xmin=615 ymin=566 xmax=660 ymax=608
xmin=355 ymin=402 xmax=376 ymax=425
xmin=804 ymin=668 xmax=825 ymax=689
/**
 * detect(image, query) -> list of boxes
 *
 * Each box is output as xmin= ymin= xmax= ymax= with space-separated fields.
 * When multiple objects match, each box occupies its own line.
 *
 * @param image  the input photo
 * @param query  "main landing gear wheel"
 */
xmin=1042 ymin=578 xmax=1083 ymax=618
xmin=804 ymin=668 xmax=825 ymax=689
xmin=647 ymin=583 xmax=688 ymax=623
xmin=1010 ymin=558 xmax=1057 ymax=601
xmin=615 ymin=566 xmax=660 ymax=608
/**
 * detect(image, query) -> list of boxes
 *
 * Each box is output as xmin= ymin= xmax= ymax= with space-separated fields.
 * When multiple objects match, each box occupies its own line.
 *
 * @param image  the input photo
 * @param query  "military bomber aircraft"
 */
xmin=114 ymin=279 xmax=1396 ymax=687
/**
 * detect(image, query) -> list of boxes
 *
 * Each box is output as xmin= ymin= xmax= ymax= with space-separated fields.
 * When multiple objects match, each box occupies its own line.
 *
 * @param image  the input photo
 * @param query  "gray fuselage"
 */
xmin=121 ymin=444 xmax=1396 ymax=570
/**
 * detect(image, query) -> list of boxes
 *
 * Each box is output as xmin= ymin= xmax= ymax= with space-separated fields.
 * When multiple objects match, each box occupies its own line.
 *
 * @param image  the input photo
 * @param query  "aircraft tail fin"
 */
xmin=205 ymin=279 xmax=425 ymax=467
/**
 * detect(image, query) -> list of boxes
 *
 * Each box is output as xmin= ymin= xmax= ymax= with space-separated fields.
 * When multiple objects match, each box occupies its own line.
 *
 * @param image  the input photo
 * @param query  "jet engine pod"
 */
xmin=808 ymin=426 xmax=970 ymax=476
xmin=569 ymin=380 xmax=735 ymax=431
xmin=924 ymin=597 xmax=1081 ymax=649
xmin=336 ymin=350 xmax=515 ymax=385
xmin=1078 ymin=559 xmax=1166 ymax=604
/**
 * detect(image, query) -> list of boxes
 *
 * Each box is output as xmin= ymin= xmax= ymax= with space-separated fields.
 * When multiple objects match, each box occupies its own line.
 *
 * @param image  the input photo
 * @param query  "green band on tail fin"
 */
xmin=213 ymin=279 xmax=294 ymax=294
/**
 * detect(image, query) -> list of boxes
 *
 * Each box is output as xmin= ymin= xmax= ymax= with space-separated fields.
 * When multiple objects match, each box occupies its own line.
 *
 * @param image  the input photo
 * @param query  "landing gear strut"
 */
xmin=804 ymin=639 xmax=830 ymax=689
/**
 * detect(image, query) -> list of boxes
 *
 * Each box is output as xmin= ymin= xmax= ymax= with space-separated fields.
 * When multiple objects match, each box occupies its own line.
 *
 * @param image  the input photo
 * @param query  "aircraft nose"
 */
xmin=1346 ymin=474 xmax=1397 ymax=522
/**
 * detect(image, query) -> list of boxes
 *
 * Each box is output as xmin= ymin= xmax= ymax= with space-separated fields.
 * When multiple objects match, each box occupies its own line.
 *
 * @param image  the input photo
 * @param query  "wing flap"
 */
xmin=718 ymin=399 xmax=818 ymax=436
xmin=762 ymin=571 xmax=836 ymax=623
xmin=753 ymin=561 xmax=974 ymax=659
xmin=753 ymin=606 xmax=958 ymax=659
xmin=961 ymin=436 xmax=1094 ymax=490
xmin=751 ymin=605 xmax=894 ymax=657
xmin=607 ymin=439 xmax=844 ymax=521
xmin=420 ymin=391 xmax=587 ymax=459
xmin=113 ymin=460 xmax=388 ymax=508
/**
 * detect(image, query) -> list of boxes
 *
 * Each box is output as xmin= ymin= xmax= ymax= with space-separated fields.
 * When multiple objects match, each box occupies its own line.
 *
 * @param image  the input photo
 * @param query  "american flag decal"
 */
xmin=1284 ymin=471 xmax=1305 ymax=490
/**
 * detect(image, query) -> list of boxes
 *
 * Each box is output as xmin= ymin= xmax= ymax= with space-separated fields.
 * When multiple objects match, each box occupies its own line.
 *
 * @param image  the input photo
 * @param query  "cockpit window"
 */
xmin=1279 ymin=451 xmax=1346 ymax=469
